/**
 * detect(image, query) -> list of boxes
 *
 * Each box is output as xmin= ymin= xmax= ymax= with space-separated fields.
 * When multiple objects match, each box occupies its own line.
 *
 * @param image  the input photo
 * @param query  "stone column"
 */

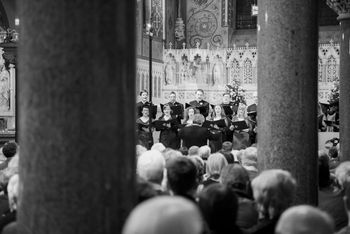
xmin=257 ymin=0 xmax=318 ymax=205
xmin=327 ymin=0 xmax=350 ymax=161
xmin=18 ymin=1 xmax=136 ymax=234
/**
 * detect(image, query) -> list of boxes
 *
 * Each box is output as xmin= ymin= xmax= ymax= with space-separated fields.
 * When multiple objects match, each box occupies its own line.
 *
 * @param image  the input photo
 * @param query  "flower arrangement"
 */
xmin=225 ymin=79 xmax=246 ymax=106
xmin=328 ymin=76 xmax=339 ymax=105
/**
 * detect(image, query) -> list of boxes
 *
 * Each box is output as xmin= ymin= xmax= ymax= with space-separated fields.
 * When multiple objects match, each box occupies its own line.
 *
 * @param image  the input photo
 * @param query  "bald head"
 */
xmin=137 ymin=150 xmax=165 ymax=184
xmin=275 ymin=205 xmax=334 ymax=234
xmin=122 ymin=196 xmax=202 ymax=234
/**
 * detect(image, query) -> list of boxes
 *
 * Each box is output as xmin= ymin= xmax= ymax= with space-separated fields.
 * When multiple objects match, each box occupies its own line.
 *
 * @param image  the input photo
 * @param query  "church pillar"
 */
xmin=327 ymin=0 xmax=350 ymax=161
xmin=257 ymin=0 xmax=318 ymax=204
xmin=18 ymin=1 xmax=136 ymax=233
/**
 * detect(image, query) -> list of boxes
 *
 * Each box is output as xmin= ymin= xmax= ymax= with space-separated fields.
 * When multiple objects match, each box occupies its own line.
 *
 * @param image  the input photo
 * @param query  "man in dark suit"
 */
xmin=179 ymin=114 xmax=217 ymax=148
xmin=136 ymin=90 xmax=150 ymax=118
xmin=189 ymin=89 xmax=210 ymax=118
xmin=167 ymin=91 xmax=184 ymax=122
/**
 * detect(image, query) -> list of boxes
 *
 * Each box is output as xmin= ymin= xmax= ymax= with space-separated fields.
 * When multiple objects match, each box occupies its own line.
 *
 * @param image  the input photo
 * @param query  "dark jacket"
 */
xmin=179 ymin=125 xmax=216 ymax=148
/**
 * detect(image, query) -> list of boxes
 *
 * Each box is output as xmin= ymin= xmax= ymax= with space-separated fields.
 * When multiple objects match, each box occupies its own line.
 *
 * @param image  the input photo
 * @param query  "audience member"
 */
xmin=198 ymin=184 xmax=243 ymax=234
xmin=189 ymin=156 xmax=205 ymax=185
xmin=122 ymin=196 xmax=203 ymax=234
xmin=203 ymin=153 xmax=228 ymax=188
xmin=240 ymin=147 xmax=258 ymax=180
xmin=188 ymin=146 xmax=199 ymax=156
xmin=198 ymin=145 xmax=211 ymax=161
xmin=137 ymin=150 xmax=166 ymax=194
xmin=0 ymin=174 xmax=18 ymax=233
xmin=275 ymin=205 xmax=334 ymax=234
xmin=135 ymin=176 xmax=158 ymax=204
xmin=166 ymin=157 xmax=198 ymax=202
xmin=220 ymin=164 xmax=258 ymax=230
xmin=218 ymin=141 xmax=234 ymax=164
xmin=163 ymin=149 xmax=182 ymax=166
xmin=151 ymin=143 xmax=166 ymax=153
xmin=318 ymin=153 xmax=348 ymax=231
xmin=249 ymin=169 xmax=296 ymax=234
xmin=0 ymin=142 xmax=18 ymax=171
xmin=335 ymin=162 xmax=350 ymax=234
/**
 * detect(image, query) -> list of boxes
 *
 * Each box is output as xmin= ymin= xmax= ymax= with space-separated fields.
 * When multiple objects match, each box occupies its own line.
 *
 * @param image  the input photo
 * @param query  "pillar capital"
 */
xmin=327 ymin=0 xmax=350 ymax=20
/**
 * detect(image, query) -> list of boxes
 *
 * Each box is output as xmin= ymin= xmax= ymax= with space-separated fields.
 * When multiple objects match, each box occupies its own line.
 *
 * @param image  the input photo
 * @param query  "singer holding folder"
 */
xmin=205 ymin=105 xmax=230 ymax=153
xmin=154 ymin=104 xmax=180 ymax=149
xmin=167 ymin=91 xmax=184 ymax=122
xmin=136 ymin=105 xmax=154 ymax=149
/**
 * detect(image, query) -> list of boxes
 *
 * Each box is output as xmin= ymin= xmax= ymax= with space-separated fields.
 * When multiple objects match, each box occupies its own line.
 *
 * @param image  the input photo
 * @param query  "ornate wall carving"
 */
xmin=186 ymin=0 xmax=229 ymax=48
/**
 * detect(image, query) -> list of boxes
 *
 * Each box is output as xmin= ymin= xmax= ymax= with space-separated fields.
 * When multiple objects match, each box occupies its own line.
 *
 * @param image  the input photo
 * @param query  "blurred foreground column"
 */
xmin=257 ymin=0 xmax=318 ymax=205
xmin=327 ymin=0 xmax=350 ymax=161
xmin=18 ymin=1 xmax=136 ymax=233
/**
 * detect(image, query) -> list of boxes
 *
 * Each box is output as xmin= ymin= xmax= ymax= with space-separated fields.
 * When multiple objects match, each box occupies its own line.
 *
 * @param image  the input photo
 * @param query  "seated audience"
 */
xmin=163 ymin=149 xmax=182 ymax=166
xmin=249 ymin=169 xmax=296 ymax=234
xmin=275 ymin=205 xmax=334 ymax=234
xmin=166 ymin=157 xmax=198 ymax=202
xmin=135 ymin=176 xmax=158 ymax=204
xmin=202 ymin=153 xmax=228 ymax=188
xmin=0 ymin=174 xmax=18 ymax=233
xmin=188 ymin=146 xmax=200 ymax=156
xmin=335 ymin=162 xmax=350 ymax=234
xmin=198 ymin=145 xmax=211 ymax=161
xmin=220 ymin=164 xmax=258 ymax=230
xmin=0 ymin=142 xmax=18 ymax=171
xmin=240 ymin=147 xmax=258 ymax=180
xmin=151 ymin=143 xmax=166 ymax=153
xmin=198 ymin=183 xmax=243 ymax=234
xmin=189 ymin=156 xmax=205 ymax=185
xmin=218 ymin=141 xmax=234 ymax=164
xmin=318 ymin=153 xmax=347 ymax=231
xmin=122 ymin=196 xmax=203 ymax=234
xmin=137 ymin=150 xmax=166 ymax=194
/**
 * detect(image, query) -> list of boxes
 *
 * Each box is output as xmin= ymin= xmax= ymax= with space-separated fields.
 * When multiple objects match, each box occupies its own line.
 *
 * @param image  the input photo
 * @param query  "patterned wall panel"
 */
xmin=186 ymin=0 xmax=229 ymax=48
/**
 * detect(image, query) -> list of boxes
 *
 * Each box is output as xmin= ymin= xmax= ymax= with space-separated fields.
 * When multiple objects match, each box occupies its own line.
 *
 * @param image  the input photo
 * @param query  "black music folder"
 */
xmin=152 ymin=119 xmax=178 ymax=130
xmin=222 ymin=105 xmax=234 ymax=116
xmin=203 ymin=119 xmax=226 ymax=129
xmin=231 ymin=120 xmax=249 ymax=130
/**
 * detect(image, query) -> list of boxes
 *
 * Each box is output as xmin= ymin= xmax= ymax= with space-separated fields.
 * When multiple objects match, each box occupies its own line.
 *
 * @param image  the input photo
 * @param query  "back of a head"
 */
xmin=151 ymin=143 xmax=166 ymax=153
xmin=193 ymin=114 xmax=205 ymax=125
xmin=163 ymin=149 xmax=183 ymax=166
xmin=137 ymin=150 xmax=165 ymax=185
xmin=188 ymin=146 xmax=199 ymax=156
xmin=2 ymin=142 xmax=18 ymax=158
xmin=252 ymin=169 xmax=296 ymax=219
xmin=275 ymin=205 xmax=334 ymax=234
xmin=220 ymin=164 xmax=250 ymax=192
xmin=206 ymin=153 xmax=228 ymax=176
xmin=198 ymin=146 xmax=211 ymax=160
xmin=122 ymin=196 xmax=203 ymax=234
xmin=222 ymin=141 xmax=233 ymax=152
xmin=167 ymin=157 xmax=198 ymax=196
xmin=136 ymin=144 xmax=147 ymax=158
xmin=335 ymin=161 xmax=350 ymax=189
xmin=198 ymin=183 xmax=239 ymax=232
xmin=241 ymin=147 xmax=257 ymax=167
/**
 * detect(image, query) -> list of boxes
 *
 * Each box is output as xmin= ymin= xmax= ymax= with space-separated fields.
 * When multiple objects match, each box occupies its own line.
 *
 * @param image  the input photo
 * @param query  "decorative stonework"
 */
xmin=327 ymin=0 xmax=350 ymax=18
xmin=135 ymin=42 xmax=339 ymax=105
xmin=187 ymin=0 xmax=227 ymax=48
